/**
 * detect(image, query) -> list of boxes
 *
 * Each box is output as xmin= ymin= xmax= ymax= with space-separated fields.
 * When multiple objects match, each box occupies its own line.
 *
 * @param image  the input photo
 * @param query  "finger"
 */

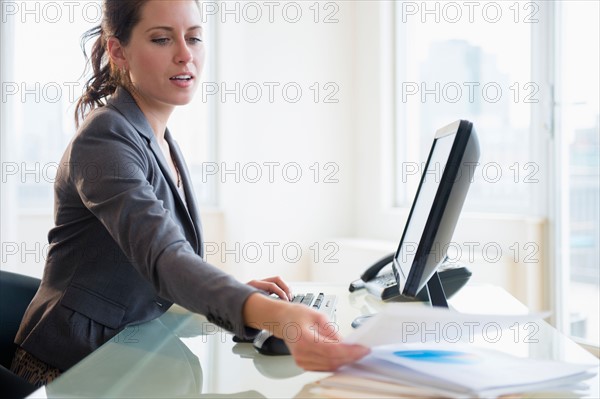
xmin=246 ymin=280 xmax=288 ymax=300
xmin=262 ymin=276 xmax=292 ymax=299
xmin=258 ymin=281 xmax=289 ymax=301
xmin=300 ymin=318 xmax=339 ymax=343
xmin=292 ymin=343 xmax=369 ymax=371
xmin=268 ymin=284 xmax=289 ymax=301
xmin=317 ymin=321 xmax=342 ymax=343
xmin=246 ymin=279 xmax=261 ymax=289
xmin=247 ymin=277 xmax=292 ymax=300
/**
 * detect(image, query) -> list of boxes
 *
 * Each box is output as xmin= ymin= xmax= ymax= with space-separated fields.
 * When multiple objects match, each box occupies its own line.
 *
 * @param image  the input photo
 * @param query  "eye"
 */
xmin=151 ymin=38 xmax=170 ymax=46
xmin=187 ymin=37 xmax=203 ymax=45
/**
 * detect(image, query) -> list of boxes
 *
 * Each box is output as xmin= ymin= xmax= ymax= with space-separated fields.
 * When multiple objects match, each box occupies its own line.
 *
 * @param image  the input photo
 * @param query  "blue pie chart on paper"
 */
xmin=392 ymin=350 xmax=481 ymax=364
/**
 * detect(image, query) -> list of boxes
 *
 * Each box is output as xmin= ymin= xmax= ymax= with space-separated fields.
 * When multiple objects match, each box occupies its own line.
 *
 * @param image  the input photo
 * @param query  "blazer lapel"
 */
xmin=165 ymin=129 xmax=204 ymax=257
xmin=107 ymin=88 xmax=202 ymax=255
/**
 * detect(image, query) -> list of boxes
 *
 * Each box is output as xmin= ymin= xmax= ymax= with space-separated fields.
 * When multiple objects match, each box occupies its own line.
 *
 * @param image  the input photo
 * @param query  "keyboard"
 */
xmin=290 ymin=292 xmax=337 ymax=319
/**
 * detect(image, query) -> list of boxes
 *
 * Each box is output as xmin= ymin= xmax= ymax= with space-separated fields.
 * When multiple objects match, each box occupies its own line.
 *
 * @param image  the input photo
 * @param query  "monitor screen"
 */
xmin=392 ymin=120 xmax=480 ymax=306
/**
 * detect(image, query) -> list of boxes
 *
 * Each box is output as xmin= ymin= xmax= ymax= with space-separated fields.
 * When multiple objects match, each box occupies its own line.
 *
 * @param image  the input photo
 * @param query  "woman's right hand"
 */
xmin=243 ymin=293 xmax=370 ymax=371
xmin=279 ymin=303 xmax=370 ymax=371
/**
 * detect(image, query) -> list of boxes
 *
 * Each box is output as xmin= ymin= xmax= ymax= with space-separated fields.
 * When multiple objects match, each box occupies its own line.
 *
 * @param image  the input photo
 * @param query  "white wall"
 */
xmin=212 ymin=2 xmax=358 ymax=281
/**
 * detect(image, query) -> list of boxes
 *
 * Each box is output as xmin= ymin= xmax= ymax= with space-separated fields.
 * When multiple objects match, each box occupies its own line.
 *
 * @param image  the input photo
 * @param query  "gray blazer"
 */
xmin=15 ymin=87 xmax=259 ymax=371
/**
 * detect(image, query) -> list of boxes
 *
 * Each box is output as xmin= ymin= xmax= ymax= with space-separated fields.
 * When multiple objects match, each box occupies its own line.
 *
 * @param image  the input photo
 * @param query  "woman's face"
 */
xmin=120 ymin=0 xmax=204 ymax=113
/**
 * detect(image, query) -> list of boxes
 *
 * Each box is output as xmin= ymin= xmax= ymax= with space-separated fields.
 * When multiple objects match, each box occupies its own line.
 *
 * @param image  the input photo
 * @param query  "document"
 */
xmin=344 ymin=303 xmax=549 ymax=347
xmin=371 ymin=342 xmax=596 ymax=398
xmin=322 ymin=343 xmax=597 ymax=399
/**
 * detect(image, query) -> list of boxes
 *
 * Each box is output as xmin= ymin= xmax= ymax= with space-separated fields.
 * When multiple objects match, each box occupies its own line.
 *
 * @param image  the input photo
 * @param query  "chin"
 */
xmin=173 ymin=91 xmax=198 ymax=105
xmin=175 ymin=97 xmax=196 ymax=106
xmin=164 ymin=94 xmax=196 ymax=107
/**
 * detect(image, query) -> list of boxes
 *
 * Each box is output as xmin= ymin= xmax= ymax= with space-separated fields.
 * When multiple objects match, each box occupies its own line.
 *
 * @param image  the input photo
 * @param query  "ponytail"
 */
xmin=74 ymin=26 xmax=119 ymax=127
xmin=73 ymin=0 xmax=148 ymax=127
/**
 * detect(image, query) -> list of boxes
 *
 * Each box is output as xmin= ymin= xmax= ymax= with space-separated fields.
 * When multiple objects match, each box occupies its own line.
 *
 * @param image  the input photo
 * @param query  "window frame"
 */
xmin=1 ymin=0 xmax=18 ymax=244
xmin=548 ymin=1 xmax=600 ymax=353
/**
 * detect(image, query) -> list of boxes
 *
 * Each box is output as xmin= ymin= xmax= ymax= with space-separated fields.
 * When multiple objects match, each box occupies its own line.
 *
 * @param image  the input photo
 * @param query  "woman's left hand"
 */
xmin=247 ymin=276 xmax=292 ymax=301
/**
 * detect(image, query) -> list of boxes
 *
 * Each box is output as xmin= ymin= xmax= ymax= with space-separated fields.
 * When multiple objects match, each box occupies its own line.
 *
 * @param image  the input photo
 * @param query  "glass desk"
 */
xmin=29 ymin=284 xmax=599 ymax=398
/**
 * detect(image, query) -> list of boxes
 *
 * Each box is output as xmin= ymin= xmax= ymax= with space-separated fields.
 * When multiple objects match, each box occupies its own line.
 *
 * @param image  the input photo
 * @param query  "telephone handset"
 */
xmin=349 ymin=253 xmax=472 ymax=302
xmin=348 ymin=253 xmax=395 ymax=291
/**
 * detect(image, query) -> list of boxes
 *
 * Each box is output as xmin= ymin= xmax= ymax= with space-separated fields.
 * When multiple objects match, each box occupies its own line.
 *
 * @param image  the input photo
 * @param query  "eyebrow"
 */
xmin=145 ymin=25 xmax=202 ymax=33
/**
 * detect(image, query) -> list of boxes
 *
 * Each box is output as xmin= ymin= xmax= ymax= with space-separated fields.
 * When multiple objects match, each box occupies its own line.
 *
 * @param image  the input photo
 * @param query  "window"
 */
xmin=554 ymin=1 xmax=599 ymax=348
xmin=1 ymin=0 xmax=216 ymax=274
xmin=394 ymin=1 xmax=537 ymax=214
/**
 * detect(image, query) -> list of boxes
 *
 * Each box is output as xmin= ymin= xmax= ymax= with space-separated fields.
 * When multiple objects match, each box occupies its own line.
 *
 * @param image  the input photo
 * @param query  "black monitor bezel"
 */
xmin=392 ymin=120 xmax=474 ymax=299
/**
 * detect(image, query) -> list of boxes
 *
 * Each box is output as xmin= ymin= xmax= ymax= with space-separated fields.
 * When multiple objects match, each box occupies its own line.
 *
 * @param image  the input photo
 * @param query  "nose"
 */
xmin=175 ymin=39 xmax=193 ymax=64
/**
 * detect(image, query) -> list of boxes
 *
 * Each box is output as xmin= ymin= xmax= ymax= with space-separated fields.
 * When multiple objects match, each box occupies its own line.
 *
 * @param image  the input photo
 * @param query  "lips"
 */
xmin=170 ymin=74 xmax=193 ymax=81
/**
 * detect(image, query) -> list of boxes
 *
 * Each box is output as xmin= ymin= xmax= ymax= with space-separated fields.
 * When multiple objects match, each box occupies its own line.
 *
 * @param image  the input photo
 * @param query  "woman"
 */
xmin=11 ymin=0 xmax=369 ymax=387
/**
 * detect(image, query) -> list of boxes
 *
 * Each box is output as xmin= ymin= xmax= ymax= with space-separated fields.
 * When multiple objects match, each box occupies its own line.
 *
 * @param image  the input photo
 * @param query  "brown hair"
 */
xmin=74 ymin=0 xmax=149 ymax=127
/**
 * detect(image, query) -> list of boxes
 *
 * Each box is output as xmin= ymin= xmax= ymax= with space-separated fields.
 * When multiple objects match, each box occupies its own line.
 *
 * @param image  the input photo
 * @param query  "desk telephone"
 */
xmin=349 ymin=253 xmax=472 ymax=302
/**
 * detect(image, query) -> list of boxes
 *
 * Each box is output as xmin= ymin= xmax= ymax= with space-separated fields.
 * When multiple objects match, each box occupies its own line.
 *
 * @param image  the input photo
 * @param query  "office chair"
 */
xmin=0 ymin=270 xmax=41 ymax=398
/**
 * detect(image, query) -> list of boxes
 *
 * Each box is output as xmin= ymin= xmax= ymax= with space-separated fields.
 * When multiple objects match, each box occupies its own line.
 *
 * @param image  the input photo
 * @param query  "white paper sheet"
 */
xmin=344 ymin=304 xmax=550 ymax=347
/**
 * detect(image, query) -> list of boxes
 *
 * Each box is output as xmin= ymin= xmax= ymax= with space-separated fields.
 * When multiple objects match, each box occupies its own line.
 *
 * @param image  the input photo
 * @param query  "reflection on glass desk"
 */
xmin=28 ymin=284 xmax=599 ymax=398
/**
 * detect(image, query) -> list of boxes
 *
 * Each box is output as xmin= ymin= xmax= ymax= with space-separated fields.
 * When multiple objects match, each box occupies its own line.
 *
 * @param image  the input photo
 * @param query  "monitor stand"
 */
xmin=426 ymin=272 xmax=449 ymax=308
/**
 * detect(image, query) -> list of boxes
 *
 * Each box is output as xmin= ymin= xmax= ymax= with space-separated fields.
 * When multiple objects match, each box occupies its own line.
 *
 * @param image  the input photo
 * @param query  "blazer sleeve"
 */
xmin=68 ymin=110 xmax=260 ymax=338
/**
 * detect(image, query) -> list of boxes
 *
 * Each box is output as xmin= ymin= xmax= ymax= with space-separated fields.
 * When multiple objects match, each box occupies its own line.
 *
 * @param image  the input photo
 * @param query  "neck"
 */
xmin=130 ymin=91 xmax=174 ymax=143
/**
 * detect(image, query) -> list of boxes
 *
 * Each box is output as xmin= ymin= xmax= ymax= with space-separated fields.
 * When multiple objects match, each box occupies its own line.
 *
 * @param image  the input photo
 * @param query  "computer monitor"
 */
xmin=392 ymin=120 xmax=480 ymax=307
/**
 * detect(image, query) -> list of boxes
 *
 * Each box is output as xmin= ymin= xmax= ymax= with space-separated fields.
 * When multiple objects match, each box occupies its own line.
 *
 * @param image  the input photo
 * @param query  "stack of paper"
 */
xmin=314 ymin=343 xmax=597 ymax=398
xmin=326 ymin=305 xmax=599 ymax=398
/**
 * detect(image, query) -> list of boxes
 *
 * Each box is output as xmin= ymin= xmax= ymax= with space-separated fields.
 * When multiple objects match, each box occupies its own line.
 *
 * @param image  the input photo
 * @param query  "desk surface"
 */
xmin=30 ymin=284 xmax=599 ymax=398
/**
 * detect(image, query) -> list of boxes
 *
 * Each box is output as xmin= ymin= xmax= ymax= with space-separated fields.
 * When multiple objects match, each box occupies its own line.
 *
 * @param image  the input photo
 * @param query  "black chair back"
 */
xmin=0 ymin=271 xmax=41 ymax=368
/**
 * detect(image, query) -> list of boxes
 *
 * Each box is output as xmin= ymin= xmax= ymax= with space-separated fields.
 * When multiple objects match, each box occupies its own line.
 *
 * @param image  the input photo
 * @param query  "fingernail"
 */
xmin=358 ymin=346 xmax=371 ymax=355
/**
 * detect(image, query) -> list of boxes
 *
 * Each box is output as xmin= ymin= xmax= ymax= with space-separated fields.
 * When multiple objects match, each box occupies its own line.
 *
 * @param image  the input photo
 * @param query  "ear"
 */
xmin=106 ymin=36 xmax=128 ymax=69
